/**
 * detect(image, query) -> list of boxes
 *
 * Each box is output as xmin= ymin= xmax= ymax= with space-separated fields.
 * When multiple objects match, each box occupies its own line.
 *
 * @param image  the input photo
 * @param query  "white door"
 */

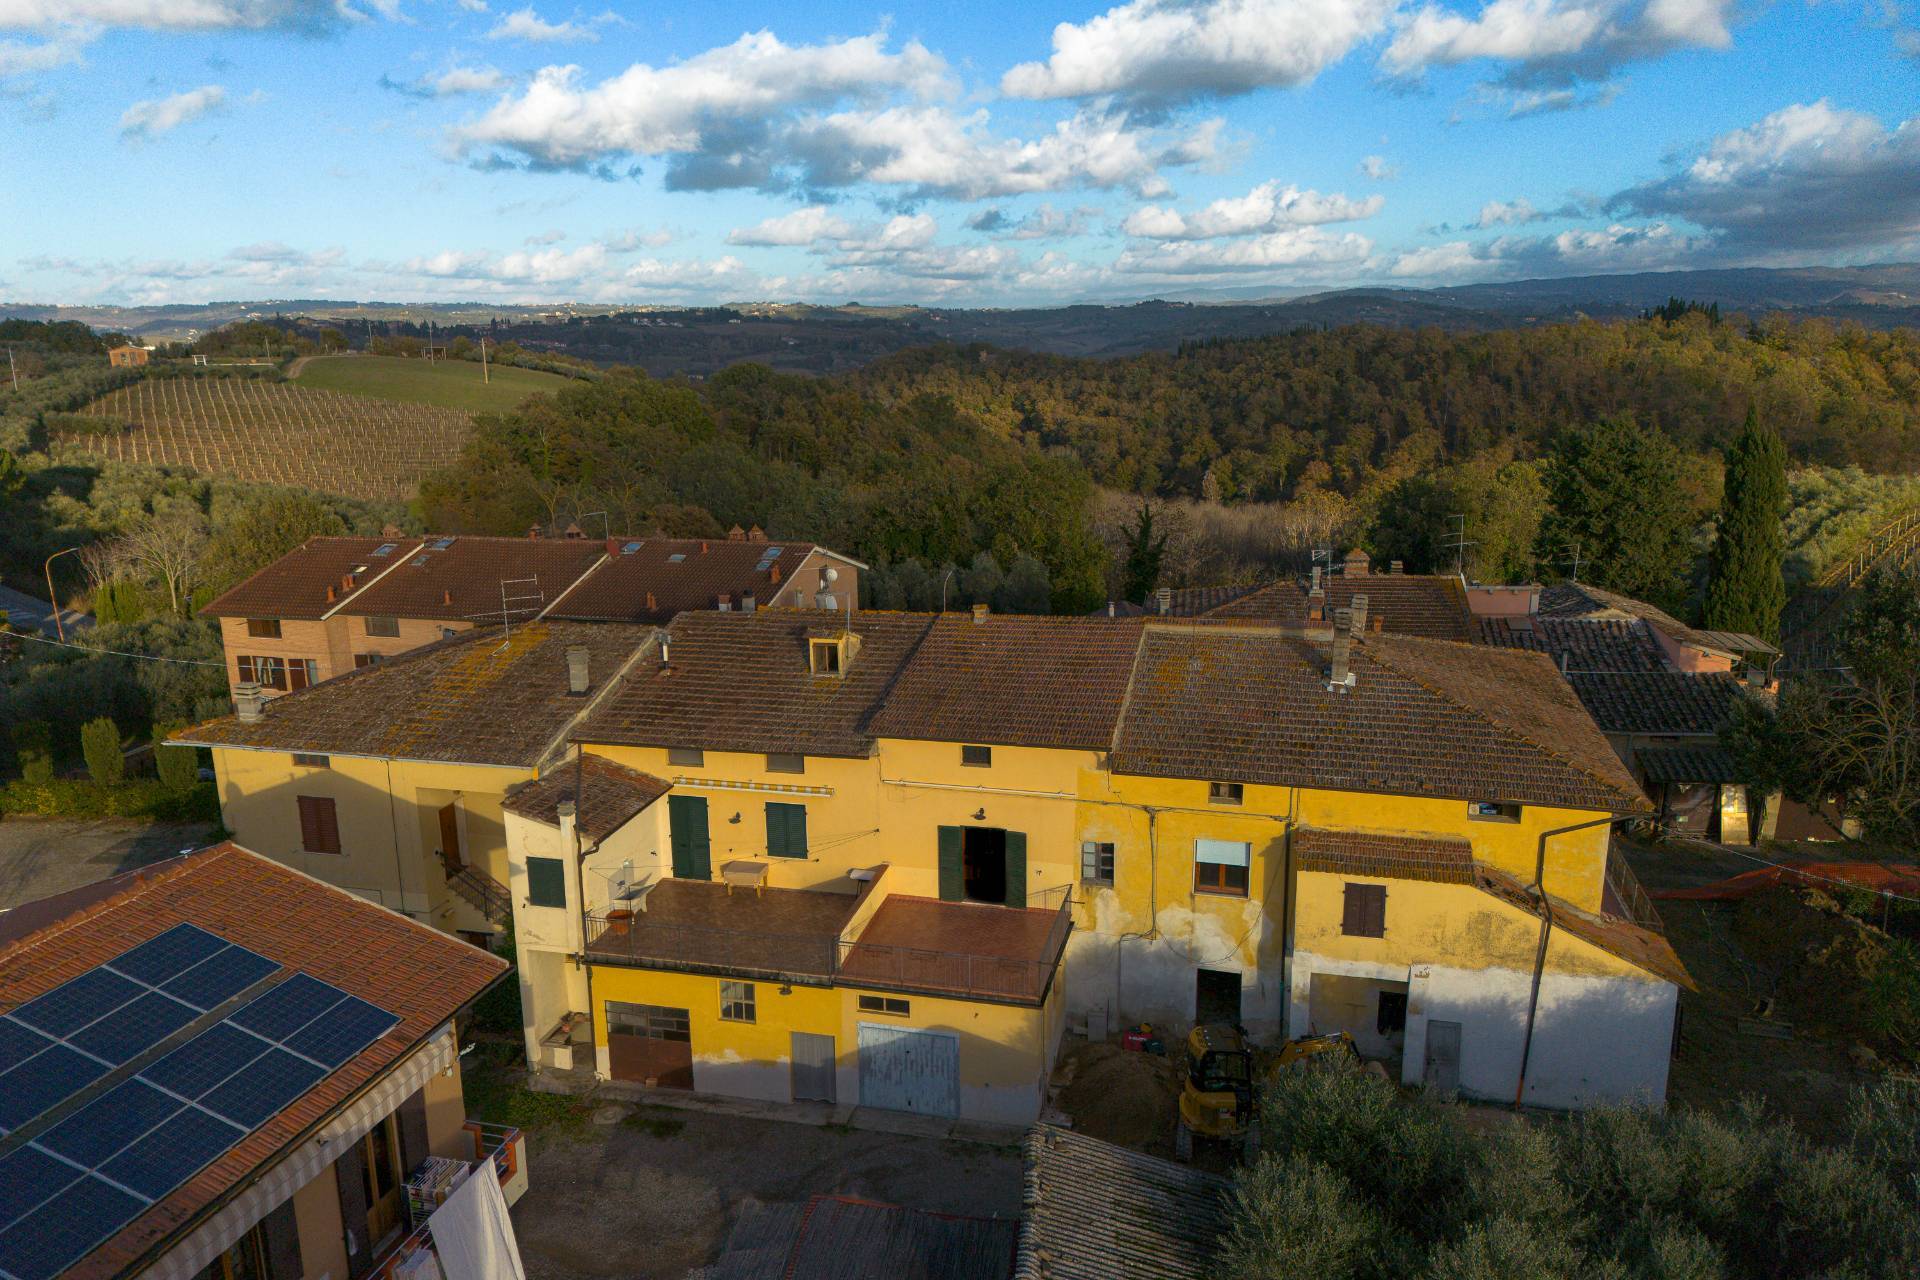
xmin=857 ymin=1023 xmax=959 ymax=1117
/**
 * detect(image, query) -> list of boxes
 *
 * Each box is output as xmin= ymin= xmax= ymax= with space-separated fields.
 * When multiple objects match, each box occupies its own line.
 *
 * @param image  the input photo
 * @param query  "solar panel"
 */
xmin=0 ymin=1175 xmax=146 ymax=1280
xmin=229 ymin=974 xmax=344 ymax=1041
xmin=140 ymin=1022 xmax=268 ymax=1100
xmin=201 ymin=1048 xmax=327 ymax=1129
xmin=99 ymin=1108 xmax=245 ymax=1203
xmin=69 ymin=992 xmax=200 ymax=1066
xmin=0 ymin=1045 xmax=111 ymax=1130
xmin=8 ymin=966 xmax=143 ymax=1035
xmin=0 ymin=1147 xmax=81 ymax=1234
xmin=37 ymin=1080 xmax=179 ymax=1167
xmin=0 ymin=1018 xmax=53 ymax=1074
xmin=282 ymin=997 xmax=399 ymax=1068
xmin=161 ymin=946 xmax=280 ymax=1011
xmin=108 ymin=923 xmax=229 ymax=986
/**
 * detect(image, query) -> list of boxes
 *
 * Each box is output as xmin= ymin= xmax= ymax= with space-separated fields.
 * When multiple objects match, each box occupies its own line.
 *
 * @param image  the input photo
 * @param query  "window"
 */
xmin=193 ymin=1223 xmax=266 ymax=1280
xmin=1377 ymin=991 xmax=1408 ymax=1035
xmin=809 ymin=639 xmax=841 ymax=675
xmin=1208 ymin=781 xmax=1244 ymax=805
xmin=719 ymin=981 xmax=756 ymax=1023
xmin=607 ymin=1002 xmax=689 ymax=1041
xmin=526 ymin=856 xmax=566 ymax=908
xmin=858 ymin=994 xmax=911 ymax=1016
xmin=292 ymin=753 xmax=329 ymax=769
xmin=961 ymin=744 xmax=992 ymax=768
xmin=667 ymin=746 xmax=705 ymax=767
xmin=1342 ymin=883 xmax=1387 ymax=937
xmin=373 ymin=542 xmax=397 ymax=556
xmin=1469 ymin=801 xmax=1522 ymax=823
xmin=1081 ymin=840 xmax=1115 ymax=886
xmin=286 ymin=659 xmax=316 ymax=691
xmin=1194 ymin=838 xmax=1250 ymax=896
xmin=353 ymin=653 xmax=383 ymax=669
xmin=364 ymin=615 xmax=400 ymax=638
xmin=766 ymin=752 xmax=805 ymax=775
xmin=766 ymin=802 xmax=809 ymax=858
xmin=236 ymin=655 xmax=282 ymax=690
xmin=296 ymin=795 xmax=341 ymax=855
xmin=245 ymin=618 xmax=281 ymax=639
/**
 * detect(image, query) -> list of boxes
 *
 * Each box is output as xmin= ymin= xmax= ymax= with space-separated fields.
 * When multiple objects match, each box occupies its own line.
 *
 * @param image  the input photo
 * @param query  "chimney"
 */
xmin=1107 ymin=601 xmax=1116 ymax=618
xmin=659 ymin=636 xmax=671 ymax=666
xmin=563 ymin=522 xmax=584 ymax=539
xmin=1329 ymin=610 xmax=1353 ymax=689
xmin=717 ymin=593 xmax=732 ymax=612
xmin=566 ymin=645 xmax=590 ymax=695
xmin=341 ymin=573 xmax=355 ymax=592
xmin=606 ymin=537 xmax=619 ymax=557
xmin=1343 ymin=549 xmax=1371 ymax=576
xmin=748 ymin=525 xmax=766 ymax=542
xmin=1390 ymin=559 xmax=1404 ymax=574
xmin=1559 ymin=650 xmax=1570 ymax=675
xmin=1156 ymin=586 xmax=1172 ymax=616
xmin=700 ymin=541 xmax=709 ymax=554
xmin=325 ymin=585 xmax=336 ymax=603
xmin=741 ymin=593 xmax=756 ymax=614
xmin=769 ymin=564 xmax=782 ymax=584
xmin=1350 ymin=594 xmax=1368 ymax=637
xmin=1309 ymin=564 xmax=1323 ymax=597
xmin=972 ymin=603 xmax=990 ymax=624
xmin=234 ymin=682 xmax=265 ymax=722
xmin=442 ymin=590 xmax=453 ymax=606
xmin=528 ymin=525 xmax=543 ymax=539
xmin=556 ymin=799 xmax=577 ymax=855
xmin=727 ymin=524 xmax=746 ymax=541
xmin=382 ymin=523 xmax=403 ymax=539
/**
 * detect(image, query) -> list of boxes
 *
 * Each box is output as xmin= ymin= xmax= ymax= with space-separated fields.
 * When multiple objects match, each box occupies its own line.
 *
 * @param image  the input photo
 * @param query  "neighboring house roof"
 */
xmin=329 ymin=535 xmax=607 ymax=624
xmin=1564 ymin=671 xmax=1745 ymax=737
xmin=1293 ymin=827 xmax=1475 ymax=884
xmin=708 ymin=1194 xmax=1018 ymax=1280
xmin=1110 ymin=626 xmax=1649 ymax=812
xmin=585 ymin=879 xmax=861 ymax=983
xmin=1474 ymin=863 xmax=1692 ymax=987
xmin=200 ymin=536 xmax=426 ymax=621
xmin=1204 ymin=572 xmax=1475 ymax=642
xmin=545 ymin=537 xmax=827 ymax=623
xmin=838 ymin=896 xmax=1069 ymax=1004
xmin=1015 ymin=1124 xmax=1232 ymax=1280
xmin=575 ymin=611 xmax=936 ymax=758
xmin=1636 ymin=744 xmax=1742 ymax=785
xmin=867 ymin=615 xmax=1144 ymax=750
xmin=1477 ymin=617 xmax=1670 ymax=672
xmin=501 ymin=755 xmax=670 ymax=844
xmin=1535 ymin=584 xmax=1777 ymax=658
xmin=0 ymin=843 xmax=505 ymax=1280
xmin=1095 ymin=584 xmax=1260 ymax=618
xmin=177 ymin=621 xmax=655 ymax=768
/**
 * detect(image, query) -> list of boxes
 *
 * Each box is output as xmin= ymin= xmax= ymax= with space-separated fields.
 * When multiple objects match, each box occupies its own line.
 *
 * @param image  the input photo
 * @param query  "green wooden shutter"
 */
xmin=527 ymin=856 xmax=567 ymax=907
xmin=1004 ymin=830 xmax=1028 ymax=909
xmin=937 ymin=826 xmax=963 ymax=901
xmin=767 ymin=802 xmax=808 ymax=858
xmin=669 ymin=794 xmax=710 ymax=879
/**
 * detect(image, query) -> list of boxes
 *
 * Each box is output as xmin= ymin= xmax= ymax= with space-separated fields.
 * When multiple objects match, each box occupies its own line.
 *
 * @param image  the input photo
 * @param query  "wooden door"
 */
xmin=668 ymin=795 xmax=710 ymax=880
xmin=791 ymin=1032 xmax=836 ymax=1103
xmin=359 ymin=1115 xmax=404 ymax=1248
xmin=438 ymin=802 xmax=463 ymax=873
xmin=1424 ymin=1020 xmax=1462 ymax=1095
xmin=606 ymin=1001 xmax=693 ymax=1088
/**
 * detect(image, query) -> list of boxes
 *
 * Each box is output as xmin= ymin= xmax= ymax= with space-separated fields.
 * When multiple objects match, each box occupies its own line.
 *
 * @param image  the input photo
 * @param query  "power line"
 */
xmin=8 ymin=630 xmax=226 ymax=667
xmin=1668 ymin=836 xmax=1920 ymax=907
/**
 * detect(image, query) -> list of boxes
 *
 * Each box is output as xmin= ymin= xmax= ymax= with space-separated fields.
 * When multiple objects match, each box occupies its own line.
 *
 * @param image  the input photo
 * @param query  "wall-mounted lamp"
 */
xmin=729 ymin=812 xmax=742 ymax=824
xmin=972 ymin=807 xmax=987 ymax=821
xmin=779 ymin=984 xmax=793 ymax=996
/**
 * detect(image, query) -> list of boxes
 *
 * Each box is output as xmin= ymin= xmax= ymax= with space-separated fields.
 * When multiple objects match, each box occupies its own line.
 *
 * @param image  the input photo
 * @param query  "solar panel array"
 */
xmin=0 ymin=925 xmax=399 ymax=1280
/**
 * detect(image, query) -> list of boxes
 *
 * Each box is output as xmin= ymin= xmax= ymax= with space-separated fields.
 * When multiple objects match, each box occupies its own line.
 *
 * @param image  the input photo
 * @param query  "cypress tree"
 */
xmin=1536 ymin=416 xmax=1692 ymax=610
xmin=1703 ymin=407 xmax=1788 ymax=642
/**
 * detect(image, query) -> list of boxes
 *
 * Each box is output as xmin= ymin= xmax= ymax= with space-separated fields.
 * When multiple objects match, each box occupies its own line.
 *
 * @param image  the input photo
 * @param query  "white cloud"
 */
xmin=524 ymin=228 xmax=565 ymax=245
xmin=1002 ymin=0 xmax=1394 ymax=105
xmin=965 ymin=204 xmax=1094 ymax=239
xmin=0 ymin=30 xmax=90 ymax=76
xmin=384 ymin=64 xmax=509 ymax=97
xmin=1123 ymin=179 xmax=1383 ymax=240
xmin=1358 ymin=154 xmax=1398 ymax=180
xmin=1609 ymin=101 xmax=1920 ymax=254
xmin=1388 ymin=220 xmax=1695 ymax=279
xmin=0 ymin=1 xmax=355 ymax=32
xmin=1115 ymin=225 xmax=1373 ymax=275
xmin=120 ymin=85 xmax=227 ymax=139
xmin=1474 ymin=197 xmax=1538 ymax=226
xmin=486 ymin=6 xmax=596 ymax=42
xmin=456 ymin=0 xmax=488 ymax=10
xmin=598 ymin=227 xmax=674 ymax=252
xmin=726 ymin=206 xmax=858 ymax=247
xmin=1382 ymin=0 xmax=1733 ymax=86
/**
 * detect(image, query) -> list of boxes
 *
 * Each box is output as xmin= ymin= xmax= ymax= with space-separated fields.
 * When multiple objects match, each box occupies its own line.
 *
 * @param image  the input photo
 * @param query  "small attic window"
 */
xmin=1469 ymin=801 xmax=1522 ymax=823
xmin=373 ymin=543 xmax=397 ymax=556
xmin=430 ymin=536 xmax=456 ymax=551
xmin=810 ymin=638 xmax=842 ymax=676
xmin=622 ymin=541 xmax=643 ymax=554
xmin=411 ymin=556 xmax=429 ymax=567
xmin=668 ymin=553 xmax=687 ymax=564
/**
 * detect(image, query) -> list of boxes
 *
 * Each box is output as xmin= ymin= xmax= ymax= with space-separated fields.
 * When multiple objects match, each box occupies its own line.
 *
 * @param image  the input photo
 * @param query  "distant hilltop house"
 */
xmin=197 ymin=524 xmax=864 ymax=701
xmin=106 ymin=344 xmax=150 ymax=367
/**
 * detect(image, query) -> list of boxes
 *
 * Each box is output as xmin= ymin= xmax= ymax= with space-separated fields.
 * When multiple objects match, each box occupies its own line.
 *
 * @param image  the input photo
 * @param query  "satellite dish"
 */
xmin=824 ymin=567 xmax=840 ymax=585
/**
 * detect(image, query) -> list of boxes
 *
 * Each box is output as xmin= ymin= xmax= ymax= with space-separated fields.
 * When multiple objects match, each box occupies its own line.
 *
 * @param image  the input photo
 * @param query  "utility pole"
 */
xmin=480 ymin=336 xmax=490 ymax=384
xmin=6 ymin=347 xmax=16 ymax=391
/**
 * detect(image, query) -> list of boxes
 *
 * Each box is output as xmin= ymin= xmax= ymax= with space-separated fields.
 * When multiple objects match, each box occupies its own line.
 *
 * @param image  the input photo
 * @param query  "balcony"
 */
xmin=366 ymin=1121 xmax=526 ymax=1280
xmin=585 ymin=880 xmax=1074 ymax=1006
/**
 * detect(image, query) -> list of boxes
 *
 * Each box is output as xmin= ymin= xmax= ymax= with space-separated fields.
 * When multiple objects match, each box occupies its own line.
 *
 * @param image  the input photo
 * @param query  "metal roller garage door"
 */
xmin=857 ymin=1023 xmax=959 ymax=1118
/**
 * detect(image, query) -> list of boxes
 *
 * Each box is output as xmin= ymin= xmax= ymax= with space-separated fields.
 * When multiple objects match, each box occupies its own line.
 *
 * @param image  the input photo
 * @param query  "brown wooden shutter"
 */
xmin=396 ymin=1088 xmax=431 ymax=1173
xmin=260 ymin=1195 xmax=302 ymax=1278
xmin=298 ymin=796 xmax=341 ymax=854
xmin=1343 ymin=883 xmax=1386 ymax=938
xmin=333 ymin=1137 xmax=371 ymax=1277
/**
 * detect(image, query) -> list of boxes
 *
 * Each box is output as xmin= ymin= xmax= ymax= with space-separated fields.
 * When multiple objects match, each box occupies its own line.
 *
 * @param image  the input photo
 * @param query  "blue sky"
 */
xmin=1 ymin=0 xmax=1915 ymax=306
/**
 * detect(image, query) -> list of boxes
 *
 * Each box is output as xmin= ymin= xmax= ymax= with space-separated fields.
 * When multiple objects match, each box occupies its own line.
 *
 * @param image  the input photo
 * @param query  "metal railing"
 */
xmin=365 ymin=1122 xmax=522 ymax=1280
xmin=1604 ymin=847 xmax=1664 ymax=933
xmin=441 ymin=853 xmax=511 ymax=925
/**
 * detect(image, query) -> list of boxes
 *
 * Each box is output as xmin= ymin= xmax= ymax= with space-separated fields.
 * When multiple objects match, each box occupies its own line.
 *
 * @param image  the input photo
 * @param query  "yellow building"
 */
xmin=177 ymin=620 xmax=656 ymax=941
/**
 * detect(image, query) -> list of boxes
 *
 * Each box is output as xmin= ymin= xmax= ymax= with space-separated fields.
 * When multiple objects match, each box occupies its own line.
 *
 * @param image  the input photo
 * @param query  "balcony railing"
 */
xmin=1604 ymin=846 xmax=1664 ymax=933
xmin=366 ymin=1121 xmax=523 ymax=1280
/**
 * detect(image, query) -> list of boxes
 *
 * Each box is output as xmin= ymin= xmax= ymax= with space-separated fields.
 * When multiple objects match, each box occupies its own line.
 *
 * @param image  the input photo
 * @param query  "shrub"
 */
xmin=80 ymin=716 xmax=123 ymax=786
xmin=92 ymin=579 xmax=149 ymax=626
xmin=0 ymin=777 xmax=217 ymax=822
xmin=13 ymin=718 xmax=54 ymax=784
xmin=153 ymin=723 xmax=198 ymax=794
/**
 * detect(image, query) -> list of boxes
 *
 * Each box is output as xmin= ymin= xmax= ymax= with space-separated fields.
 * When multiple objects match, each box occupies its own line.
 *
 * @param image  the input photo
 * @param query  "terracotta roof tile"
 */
xmin=867 ymin=615 xmax=1143 ymax=750
xmin=576 ymin=610 xmax=935 ymax=758
xmin=1293 ymin=827 xmax=1476 ymax=883
xmin=1477 ymin=617 xmax=1670 ymax=672
xmin=838 ymin=896 xmax=1069 ymax=1004
xmin=1474 ymin=863 xmax=1693 ymax=988
xmin=1093 ymin=584 xmax=1260 ymax=618
xmin=584 ymin=879 xmax=860 ymax=981
xmin=547 ymin=538 xmax=827 ymax=622
xmin=0 ymin=844 xmax=505 ymax=1280
xmin=177 ymin=621 xmax=655 ymax=767
xmin=200 ymin=536 xmax=425 ymax=620
xmin=1016 ymin=1125 xmax=1231 ymax=1280
xmin=333 ymin=536 xmax=607 ymax=624
xmin=501 ymin=755 xmax=670 ymax=844
xmin=1109 ymin=625 xmax=1648 ymax=812
xmin=1564 ymin=671 xmax=1744 ymax=736
xmin=1635 ymin=744 xmax=1741 ymax=784
xmin=1205 ymin=572 xmax=1474 ymax=641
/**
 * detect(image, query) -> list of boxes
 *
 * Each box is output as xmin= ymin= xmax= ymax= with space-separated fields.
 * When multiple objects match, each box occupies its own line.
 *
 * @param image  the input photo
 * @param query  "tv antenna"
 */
xmin=1441 ymin=514 xmax=1478 ymax=578
xmin=495 ymin=576 xmax=544 ymax=651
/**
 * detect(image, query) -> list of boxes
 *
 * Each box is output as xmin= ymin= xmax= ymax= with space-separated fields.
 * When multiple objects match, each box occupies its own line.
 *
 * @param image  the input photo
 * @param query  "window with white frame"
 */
xmin=1081 ymin=841 xmax=1115 ymax=886
xmin=719 ymin=980 xmax=756 ymax=1023
xmin=1194 ymin=838 xmax=1250 ymax=896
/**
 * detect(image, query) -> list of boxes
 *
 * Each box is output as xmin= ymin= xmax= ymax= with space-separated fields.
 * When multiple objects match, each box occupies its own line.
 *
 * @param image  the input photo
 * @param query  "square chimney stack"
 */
xmin=566 ymin=645 xmax=590 ymax=696
xmin=1350 ymin=594 xmax=1368 ymax=637
xmin=1328 ymin=609 xmax=1355 ymax=690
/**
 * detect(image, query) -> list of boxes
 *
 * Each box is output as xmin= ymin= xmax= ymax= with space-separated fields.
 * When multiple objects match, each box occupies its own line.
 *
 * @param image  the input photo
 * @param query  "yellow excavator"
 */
xmin=1173 ymin=1024 xmax=1356 ymax=1160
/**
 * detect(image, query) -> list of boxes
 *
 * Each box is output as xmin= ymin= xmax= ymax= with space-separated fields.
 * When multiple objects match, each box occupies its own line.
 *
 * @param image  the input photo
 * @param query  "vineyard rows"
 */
xmin=56 ymin=378 xmax=474 ymax=501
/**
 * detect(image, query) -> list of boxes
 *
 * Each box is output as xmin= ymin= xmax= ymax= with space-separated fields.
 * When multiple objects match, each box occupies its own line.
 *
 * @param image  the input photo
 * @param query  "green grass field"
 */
xmin=293 ymin=354 xmax=572 ymax=414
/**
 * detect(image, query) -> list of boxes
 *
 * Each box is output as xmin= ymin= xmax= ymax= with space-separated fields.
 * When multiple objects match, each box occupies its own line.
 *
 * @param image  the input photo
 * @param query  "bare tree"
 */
xmin=115 ymin=509 xmax=209 ymax=617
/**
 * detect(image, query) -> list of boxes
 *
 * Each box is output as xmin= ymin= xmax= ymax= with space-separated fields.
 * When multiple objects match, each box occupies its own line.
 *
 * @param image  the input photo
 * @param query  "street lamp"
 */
xmin=44 ymin=546 xmax=81 ymax=643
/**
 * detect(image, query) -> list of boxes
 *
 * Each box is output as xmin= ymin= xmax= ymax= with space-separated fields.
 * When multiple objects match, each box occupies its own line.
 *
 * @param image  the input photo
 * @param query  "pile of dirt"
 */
xmin=1731 ymin=885 xmax=1913 ymax=1062
xmin=1055 ymin=1041 xmax=1181 ymax=1154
